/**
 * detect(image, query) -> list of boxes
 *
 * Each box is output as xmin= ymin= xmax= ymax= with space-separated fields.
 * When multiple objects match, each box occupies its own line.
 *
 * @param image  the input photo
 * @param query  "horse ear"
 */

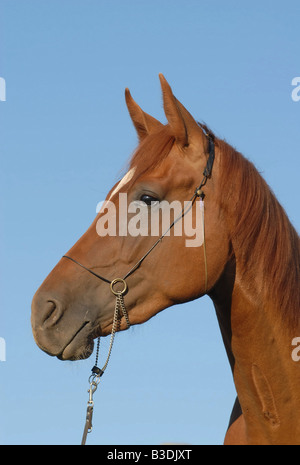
xmin=125 ymin=88 xmax=163 ymax=141
xmin=159 ymin=74 xmax=202 ymax=147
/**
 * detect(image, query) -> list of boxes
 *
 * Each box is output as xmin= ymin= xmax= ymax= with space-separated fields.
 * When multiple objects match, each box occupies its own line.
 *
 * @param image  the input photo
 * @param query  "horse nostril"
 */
xmin=31 ymin=292 xmax=69 ymax=356
xmin=42 ymin=299 xmax=64 ymax=328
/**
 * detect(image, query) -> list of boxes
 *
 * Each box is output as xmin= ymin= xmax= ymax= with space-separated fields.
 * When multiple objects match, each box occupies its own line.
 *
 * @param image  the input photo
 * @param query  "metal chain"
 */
xmin=101 ymin=292 xmax=126 ymax=372
xmin=93 ymin=336 xmax=100 ymax=369
xmin=81 ymin=286 xmax=130 ymax=445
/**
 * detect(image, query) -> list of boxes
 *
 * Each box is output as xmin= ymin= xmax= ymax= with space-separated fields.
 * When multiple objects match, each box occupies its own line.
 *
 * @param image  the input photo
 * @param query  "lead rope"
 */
xmin=81 ymin=279 xmax=129 ymax=445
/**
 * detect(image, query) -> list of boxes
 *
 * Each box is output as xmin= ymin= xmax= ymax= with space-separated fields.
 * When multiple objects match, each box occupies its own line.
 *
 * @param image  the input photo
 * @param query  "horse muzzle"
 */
xmin=31 ymin=290 xmax=94 ymax=360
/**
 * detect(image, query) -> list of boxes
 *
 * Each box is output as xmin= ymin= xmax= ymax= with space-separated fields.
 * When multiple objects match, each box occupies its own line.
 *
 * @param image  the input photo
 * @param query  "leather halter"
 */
xmin=63 ymin=123 xmax=215 ymax=445
xmin=63 ymin=124 xmax=215 ymax=291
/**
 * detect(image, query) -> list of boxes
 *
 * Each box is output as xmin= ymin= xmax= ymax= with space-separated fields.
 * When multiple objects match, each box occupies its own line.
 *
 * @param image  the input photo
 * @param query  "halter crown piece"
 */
xmin=62 ymin=123 xmax=215 ymax=445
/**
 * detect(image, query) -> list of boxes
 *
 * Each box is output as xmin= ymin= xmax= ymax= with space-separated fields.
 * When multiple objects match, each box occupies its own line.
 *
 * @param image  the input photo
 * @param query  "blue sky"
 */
xmin=1 ymin=0 xmax=299 ymax=445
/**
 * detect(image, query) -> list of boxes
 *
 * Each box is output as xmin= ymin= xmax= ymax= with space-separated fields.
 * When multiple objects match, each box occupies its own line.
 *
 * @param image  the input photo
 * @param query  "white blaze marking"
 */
xmin=108 ymin=168 xmax=136 ymax=200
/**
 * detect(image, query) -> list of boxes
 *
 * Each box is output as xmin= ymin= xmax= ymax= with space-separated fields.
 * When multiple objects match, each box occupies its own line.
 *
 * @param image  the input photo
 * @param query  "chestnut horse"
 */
xmin=31 ymin=75 xmax=300 ymax=445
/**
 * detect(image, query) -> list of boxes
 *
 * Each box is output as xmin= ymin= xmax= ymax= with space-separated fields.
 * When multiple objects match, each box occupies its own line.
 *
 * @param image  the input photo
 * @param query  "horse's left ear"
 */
xmin=125 ymin=88 xmax=163 ymax=141
xmin=159 ymin=74 xmax=204 ymax=148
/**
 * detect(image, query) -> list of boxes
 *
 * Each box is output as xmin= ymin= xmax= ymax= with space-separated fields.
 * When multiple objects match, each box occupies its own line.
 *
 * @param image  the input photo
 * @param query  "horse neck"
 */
xmin=216 ymin=140 xmax=299 ymax=330
xmin=210 ymin=143 xmax=300 ymax=444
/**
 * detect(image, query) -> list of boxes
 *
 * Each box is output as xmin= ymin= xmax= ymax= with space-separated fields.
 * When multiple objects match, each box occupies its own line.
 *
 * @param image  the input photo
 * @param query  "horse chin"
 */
xmin=57 ymin=324 xmax=95 ymax=361
xmin=58 ymin=340 xmax=94 ymax=361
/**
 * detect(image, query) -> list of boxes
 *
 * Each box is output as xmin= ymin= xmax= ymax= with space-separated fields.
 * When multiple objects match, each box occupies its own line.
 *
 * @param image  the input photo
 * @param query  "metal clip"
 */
xmin=81 ymin=375 xmax=101 ymax=445
xmin=81 ymin=404 xmax=94 ymax=445
xmin=87 ymin=375 xmax=100 ymax=405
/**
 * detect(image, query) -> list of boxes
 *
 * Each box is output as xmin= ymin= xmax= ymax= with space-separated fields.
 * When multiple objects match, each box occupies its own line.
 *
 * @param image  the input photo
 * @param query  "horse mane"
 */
xmin=217 ymin=138 xmax=300 ymax=329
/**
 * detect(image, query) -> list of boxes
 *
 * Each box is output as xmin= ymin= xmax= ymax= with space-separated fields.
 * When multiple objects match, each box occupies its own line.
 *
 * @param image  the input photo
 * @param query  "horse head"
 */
xmin=31 ymin=75 xmax=231 ymax=361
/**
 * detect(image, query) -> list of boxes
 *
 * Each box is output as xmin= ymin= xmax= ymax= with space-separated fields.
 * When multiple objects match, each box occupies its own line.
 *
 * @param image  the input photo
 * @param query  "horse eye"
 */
xmin=140 ymin=194 xmax=159 ymax=206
